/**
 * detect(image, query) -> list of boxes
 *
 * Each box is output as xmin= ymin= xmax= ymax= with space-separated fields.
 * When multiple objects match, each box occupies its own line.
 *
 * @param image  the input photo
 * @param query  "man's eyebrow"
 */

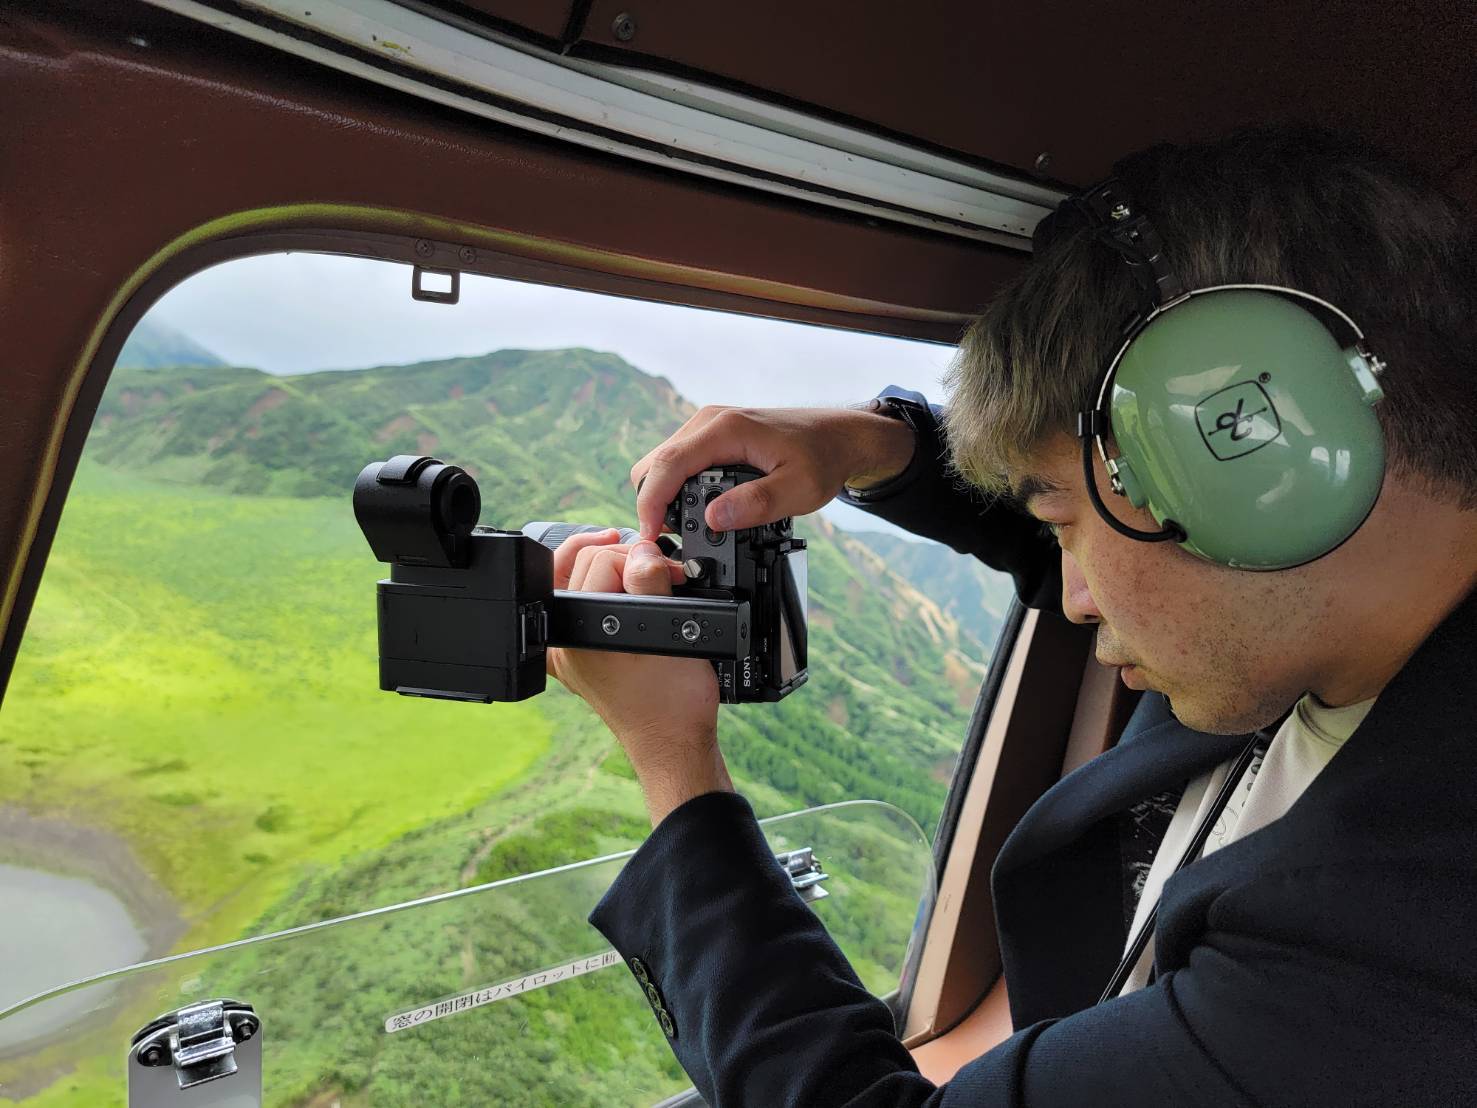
xmin=1012 ymin=474 xmax=1066 ymax=511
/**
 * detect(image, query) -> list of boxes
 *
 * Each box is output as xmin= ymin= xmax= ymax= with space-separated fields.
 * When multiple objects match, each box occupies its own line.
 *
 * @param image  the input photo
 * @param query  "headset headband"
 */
xmin=1061 ymin=179 xmax=1190 ymax=545
xmin=1033 ymin=180 xmax=1178 ymax=302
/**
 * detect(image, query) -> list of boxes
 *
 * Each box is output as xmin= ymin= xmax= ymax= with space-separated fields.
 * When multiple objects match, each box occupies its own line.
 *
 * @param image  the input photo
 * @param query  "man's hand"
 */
xmin=629 ymin=405 xmax=916 ymax=540
xmin=547 ymin=529 xmax=733 ymax=826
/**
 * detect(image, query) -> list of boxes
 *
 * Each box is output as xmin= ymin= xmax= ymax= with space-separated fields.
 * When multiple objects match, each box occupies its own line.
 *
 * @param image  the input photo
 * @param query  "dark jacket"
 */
xmin=589 ymin=422 xmax=1477 ymax=1106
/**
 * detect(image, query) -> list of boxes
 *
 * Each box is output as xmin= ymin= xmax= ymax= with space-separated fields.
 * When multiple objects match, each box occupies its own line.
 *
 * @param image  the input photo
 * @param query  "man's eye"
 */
xmin=1039 ymin=520 xmax=1063 ymax=543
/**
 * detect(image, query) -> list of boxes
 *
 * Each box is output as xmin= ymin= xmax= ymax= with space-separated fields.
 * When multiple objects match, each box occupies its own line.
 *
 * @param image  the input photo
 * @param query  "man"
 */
xmin=546 ymin=126 xmax=1477 ymax=1105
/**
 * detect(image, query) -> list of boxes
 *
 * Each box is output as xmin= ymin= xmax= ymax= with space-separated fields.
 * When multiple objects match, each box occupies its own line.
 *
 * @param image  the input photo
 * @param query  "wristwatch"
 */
xmin=841 ymin=385 xmax=942 ymax=503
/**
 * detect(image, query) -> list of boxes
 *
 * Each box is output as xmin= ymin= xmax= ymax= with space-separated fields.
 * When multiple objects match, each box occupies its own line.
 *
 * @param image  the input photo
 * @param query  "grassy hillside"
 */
xmin=1 ymin=463 xmax=553 ymax=947
xmin=87 ymin=349 xmax=689 ymax=517
xmin=0 ymin=342 xmax=1003 ymax=1105
xmin=78 ymin=351 xmax=991 ymax=830
xmin=849 ymin=530 xmax=1019 ymax=662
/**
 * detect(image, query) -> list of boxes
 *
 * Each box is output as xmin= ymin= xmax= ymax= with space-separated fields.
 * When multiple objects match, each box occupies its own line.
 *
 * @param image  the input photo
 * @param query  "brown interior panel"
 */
xmin=911 ymin=976 xmax=1013 ymax=1083
xmin=930 ymin=611 xmax=1090 ymax=1025
xmin=436 ymin=0 xmax=578 ymax=45
xmin=555 ymin=0 xmax=1477 ymax=187
xmin=904 ymin=630 xmax=1139 ymax=1051
xmin=902 ymin=609 xmax=1093 ymax=1039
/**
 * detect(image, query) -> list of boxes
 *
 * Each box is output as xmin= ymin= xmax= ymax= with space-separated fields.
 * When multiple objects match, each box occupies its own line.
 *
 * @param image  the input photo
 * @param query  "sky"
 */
xmin=143 ymin=253 xmax=960 ymax=538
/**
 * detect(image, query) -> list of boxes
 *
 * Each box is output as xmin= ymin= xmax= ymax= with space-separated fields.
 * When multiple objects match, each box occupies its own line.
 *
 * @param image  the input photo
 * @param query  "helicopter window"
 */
xmin=0 ymin=251 xmax=1015 ymax=1103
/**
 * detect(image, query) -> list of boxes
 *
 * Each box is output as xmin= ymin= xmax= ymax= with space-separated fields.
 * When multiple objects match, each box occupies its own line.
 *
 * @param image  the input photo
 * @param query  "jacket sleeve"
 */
xmin=834 ymin=393 xmax=1061 ymax=613
xmin=589 ymin=792 xmax=1465 ymax=1107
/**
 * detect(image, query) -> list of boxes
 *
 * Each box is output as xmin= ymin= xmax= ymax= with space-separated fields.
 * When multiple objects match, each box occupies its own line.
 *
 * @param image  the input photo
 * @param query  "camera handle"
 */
xmin=549 ymin=592 xmax=750 ymax=661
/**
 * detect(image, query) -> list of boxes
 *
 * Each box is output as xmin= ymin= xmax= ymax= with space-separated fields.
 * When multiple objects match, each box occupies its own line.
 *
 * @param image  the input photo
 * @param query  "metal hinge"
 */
xmin=776 ymin=846 xmax=830 ymax=902
xmin=129 ymin=1000 xmax=262 ymax=1106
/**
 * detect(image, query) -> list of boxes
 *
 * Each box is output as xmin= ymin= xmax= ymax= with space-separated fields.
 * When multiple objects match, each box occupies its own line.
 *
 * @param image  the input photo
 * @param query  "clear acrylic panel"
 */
xmin=0 ymin=800 xmax=933 ymax=1107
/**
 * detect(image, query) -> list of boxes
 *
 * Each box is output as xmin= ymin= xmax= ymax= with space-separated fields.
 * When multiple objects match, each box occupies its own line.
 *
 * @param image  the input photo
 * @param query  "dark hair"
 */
xmin=944 ymin=124 xmax=1477 ymax=506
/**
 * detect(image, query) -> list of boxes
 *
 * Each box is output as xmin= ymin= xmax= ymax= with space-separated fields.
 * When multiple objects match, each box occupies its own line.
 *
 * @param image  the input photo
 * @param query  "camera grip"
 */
xmin=548 ymin=592 xmax=750 ymax=661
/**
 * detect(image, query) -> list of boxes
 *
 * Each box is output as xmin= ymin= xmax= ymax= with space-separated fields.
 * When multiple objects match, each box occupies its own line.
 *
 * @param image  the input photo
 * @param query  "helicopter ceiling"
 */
xmin=428 ymin=0 xmax=1476 ymax=205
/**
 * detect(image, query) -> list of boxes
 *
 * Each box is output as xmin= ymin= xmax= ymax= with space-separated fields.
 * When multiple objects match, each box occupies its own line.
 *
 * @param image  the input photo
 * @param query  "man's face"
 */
xmin=1016 ymin=434 xmax=1326 ymax=735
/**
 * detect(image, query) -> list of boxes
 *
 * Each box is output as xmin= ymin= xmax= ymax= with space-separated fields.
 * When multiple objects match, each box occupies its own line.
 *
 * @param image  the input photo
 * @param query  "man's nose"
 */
xmin=1060 ymin=548 xmax=1102 ymax=625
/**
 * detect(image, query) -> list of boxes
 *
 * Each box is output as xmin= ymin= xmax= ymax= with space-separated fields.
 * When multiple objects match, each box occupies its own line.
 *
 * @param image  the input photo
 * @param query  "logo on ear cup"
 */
xmin=1195 ymin=381 xmax=1282 ymax=460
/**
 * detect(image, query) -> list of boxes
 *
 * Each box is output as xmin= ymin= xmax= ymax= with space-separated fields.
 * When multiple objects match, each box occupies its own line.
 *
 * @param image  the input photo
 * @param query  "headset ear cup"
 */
xmin=1108 ymin=288 xmax=1385 ymax=570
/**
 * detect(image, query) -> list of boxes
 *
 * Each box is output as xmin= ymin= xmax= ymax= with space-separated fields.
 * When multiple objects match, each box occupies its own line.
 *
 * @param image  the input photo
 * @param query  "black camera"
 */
xmin=353 ymin=455 xmax=807 ymax=704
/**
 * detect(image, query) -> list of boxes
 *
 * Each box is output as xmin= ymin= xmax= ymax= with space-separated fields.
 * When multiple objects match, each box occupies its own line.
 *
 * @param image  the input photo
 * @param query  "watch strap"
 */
xmin=840 ymin=387 xmax=942 ymax=503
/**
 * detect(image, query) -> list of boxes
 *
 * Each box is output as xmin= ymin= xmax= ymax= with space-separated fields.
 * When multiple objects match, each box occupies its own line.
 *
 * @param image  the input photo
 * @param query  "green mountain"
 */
xmin=3 ymin=342 xmax=1004 ymax=1105
xmin=115 ymin=315 xmax=227 ymax=369
xmin=849 ymin=530 xmax=1019 ymax=662
xmin=83 ymin=349 xmax=990 ymax=821
xmin=88 ymin=350 xmax=687 ymax=517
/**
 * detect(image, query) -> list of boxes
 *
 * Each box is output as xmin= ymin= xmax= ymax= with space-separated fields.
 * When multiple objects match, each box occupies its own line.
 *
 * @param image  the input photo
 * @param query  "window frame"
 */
xmin=0 ymin=221 xmax=971 ymax=702
xmin=2 ymin=226 xmax=1059 ymax=1084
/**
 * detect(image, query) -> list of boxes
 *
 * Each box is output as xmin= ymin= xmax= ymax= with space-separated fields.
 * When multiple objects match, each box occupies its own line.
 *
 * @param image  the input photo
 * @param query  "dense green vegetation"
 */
xmin=79 ymin=347 xmax=994 ymax=835
xmin=850 ymin=531 xmax=1018 ymax=663
xmin=0 ymin=337 xmax=1004 ymax=1105
xmin=0 ymin=464 xmax=553 ymax=946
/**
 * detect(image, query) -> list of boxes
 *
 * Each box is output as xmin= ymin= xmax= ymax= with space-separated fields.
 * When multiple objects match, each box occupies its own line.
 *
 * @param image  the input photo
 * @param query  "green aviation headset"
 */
xmin=1038 ymin=179 xmax=1388 ymax=570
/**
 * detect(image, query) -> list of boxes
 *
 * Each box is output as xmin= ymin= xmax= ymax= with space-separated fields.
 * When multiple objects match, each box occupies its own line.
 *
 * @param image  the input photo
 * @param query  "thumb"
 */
xmin=624 ymin=541 xmax=682 ymax=595
xmin=705 ymin=473 xmax=795 ymax=532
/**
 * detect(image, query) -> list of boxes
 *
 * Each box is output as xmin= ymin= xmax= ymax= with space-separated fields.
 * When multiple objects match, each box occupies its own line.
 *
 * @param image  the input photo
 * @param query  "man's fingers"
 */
xmin=569 ymin=541 xmax=631 ymax=592
xmin=635 ymin=440 xmax=714 ymax=540
xmin=631 ymin=409 xmax=750 ymax=540
xmin=577 ymin=547 xmax=630 ymax=594
xmin=553 ymin=529 xmax=621 ymax=589
xmin=624 ymin=542 xmax=677 ymax=596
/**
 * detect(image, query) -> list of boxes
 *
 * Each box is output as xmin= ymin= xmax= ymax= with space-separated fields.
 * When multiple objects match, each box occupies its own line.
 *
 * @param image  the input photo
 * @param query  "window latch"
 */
xmin=776 ymin=846 xmax=830 ymax=902
xmin=130 ymin=999 xmax=261 ymax=1106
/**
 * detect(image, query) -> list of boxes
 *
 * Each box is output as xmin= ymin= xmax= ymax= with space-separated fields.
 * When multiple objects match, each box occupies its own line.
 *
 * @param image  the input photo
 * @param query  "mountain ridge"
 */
xmin=88 ymin=335 xmax=1004 ymax=829
xmin=847 ymin=530 xmax=1019 ymax=660
xmin=116 ymin=316 xmax=228 ymax=369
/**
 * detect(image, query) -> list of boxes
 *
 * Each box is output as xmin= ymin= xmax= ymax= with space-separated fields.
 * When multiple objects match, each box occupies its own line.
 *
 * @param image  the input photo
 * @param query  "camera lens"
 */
xmin=523 ymin=522 xmax=639 ymax=549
